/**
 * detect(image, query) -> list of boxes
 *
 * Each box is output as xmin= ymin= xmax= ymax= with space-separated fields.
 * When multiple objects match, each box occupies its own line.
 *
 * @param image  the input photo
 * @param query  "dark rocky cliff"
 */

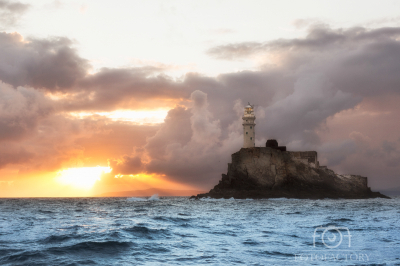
xmin=192 ymin=147 xmax=389 ymax=199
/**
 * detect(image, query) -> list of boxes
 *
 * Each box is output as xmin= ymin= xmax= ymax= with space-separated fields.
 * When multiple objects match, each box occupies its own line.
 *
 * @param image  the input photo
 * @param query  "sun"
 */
xmin=56 ymin=166 xmax=112 ymax=189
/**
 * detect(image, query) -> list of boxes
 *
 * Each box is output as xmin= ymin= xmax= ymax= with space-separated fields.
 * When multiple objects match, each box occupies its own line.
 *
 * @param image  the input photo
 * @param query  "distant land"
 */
xmin=96 ymin=188 xmax=206 ymax=197
xmin=380 ymin=186 xmax=400 ymax=196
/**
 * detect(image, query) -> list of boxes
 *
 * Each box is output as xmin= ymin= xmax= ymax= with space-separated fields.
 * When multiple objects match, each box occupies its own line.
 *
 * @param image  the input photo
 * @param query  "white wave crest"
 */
xmin=149 ymin=194 xmax=159 ymax=201
xmin=127 ymin=194 xmax=160 ymax=202
xmin=200 ymin=197 xmax=235 ymax=201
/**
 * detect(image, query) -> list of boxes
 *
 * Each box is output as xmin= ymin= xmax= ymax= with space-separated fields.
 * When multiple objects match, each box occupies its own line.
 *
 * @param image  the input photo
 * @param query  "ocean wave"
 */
xmin=262 ymin=230 xmax=274 ymax=235
xmin=286 ymin=211 xmax=302 ymax=214
xmin=1 ymin=197 xmax=399 ymax=265
xmin=149 ymin=194 xmax=159 ymax=201
xmin=134 ymin=208 xmax=147 ymax=212
xmin=153 ymin=216 xmax=191 ymax=223
xmin=262 ymin=250 xmax=293 ymax=257
xmin=175 ymin=254 xmax=216 ymax=261
xmin=210 ymin=230 xmax=237 ymax=236
xmin=175 ymin=232 xmax=197 ymax=238
xmin=0 ymin=250 xmax=47 ymax=264
xmin=38 ymin=210 xmax=55 ymax=214
xmin=243 ymin=239 xmax=260 ymax=245
xmin=268 ymin=198 xmax=300 ymax=201
xmin=331 ymin=218 xmax=353 ymax=222
xmin=0 ymin=248 xmax=22 ymax=257
xmin=47 ymin=241 xmax=132 ymax=255
xmin=58 ymin=225 xmax=82 ymax=231
xmin=39 ymin=235 xmax=76 ymax=244
xmin=127 ymin=194 xmax=159 ymax=202
xmin=142 ymin=245 xmax=170 ymax=253
xmin=122 ymin=225 xmax=169 ymax=238
xmin=127 ymin=197 xmax=147 ymax=202
xmin=199 ymin=197 xmax=235 ymax=201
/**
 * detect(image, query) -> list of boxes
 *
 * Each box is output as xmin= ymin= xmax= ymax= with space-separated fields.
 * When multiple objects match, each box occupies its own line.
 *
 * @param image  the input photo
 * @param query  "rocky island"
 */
xmin=192 ymin=104 xmax=389 ymax=200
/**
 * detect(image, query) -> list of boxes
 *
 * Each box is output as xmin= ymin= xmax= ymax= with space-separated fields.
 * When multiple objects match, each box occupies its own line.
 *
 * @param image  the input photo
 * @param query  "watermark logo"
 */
xmin=313 ymin=226 xmax=351 ymax=249
xmin=294 ymin=226 xmax=370 ymax=262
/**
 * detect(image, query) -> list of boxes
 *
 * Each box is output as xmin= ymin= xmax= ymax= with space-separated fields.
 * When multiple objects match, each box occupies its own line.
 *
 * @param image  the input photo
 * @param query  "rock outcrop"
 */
xmin=192 ymin=147 xmax=389 ymax=199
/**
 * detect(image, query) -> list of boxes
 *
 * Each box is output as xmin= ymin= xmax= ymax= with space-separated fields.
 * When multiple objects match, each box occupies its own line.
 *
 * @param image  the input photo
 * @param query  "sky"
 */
xmin=1 ymin=0 xmax=400 ymax=196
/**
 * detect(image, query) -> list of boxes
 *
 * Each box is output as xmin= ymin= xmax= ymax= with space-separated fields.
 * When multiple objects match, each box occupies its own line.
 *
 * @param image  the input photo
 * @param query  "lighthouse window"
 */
xmin=250 ymin=126 xmax=252 ymax=129
xmin=246 ymin=132 xmax=248 ymax=134
xmin=250 ymin=137 xmax=252 ymax=140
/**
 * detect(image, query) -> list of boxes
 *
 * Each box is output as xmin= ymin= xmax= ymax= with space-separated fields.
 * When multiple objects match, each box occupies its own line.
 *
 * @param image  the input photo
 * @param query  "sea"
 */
xmin=0 ymin=196 xmax=399 ymax=265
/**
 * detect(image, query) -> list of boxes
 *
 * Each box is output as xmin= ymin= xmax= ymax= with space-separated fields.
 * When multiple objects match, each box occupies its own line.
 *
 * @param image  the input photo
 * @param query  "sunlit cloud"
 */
xmin=56 ymin=166 xmax=112 ymax=189
xmin=69 ymin=109 xmax=169 ymax=124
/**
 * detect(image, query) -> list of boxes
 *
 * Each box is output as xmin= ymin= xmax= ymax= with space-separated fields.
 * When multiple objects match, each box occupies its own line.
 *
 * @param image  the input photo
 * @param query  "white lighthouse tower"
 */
xmin=243 ymin=103 xmax=256 ymax=148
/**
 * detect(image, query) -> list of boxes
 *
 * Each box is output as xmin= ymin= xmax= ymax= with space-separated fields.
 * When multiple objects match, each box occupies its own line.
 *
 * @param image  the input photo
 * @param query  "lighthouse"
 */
xmin=242 ymin=103 xmax=256 ymax=148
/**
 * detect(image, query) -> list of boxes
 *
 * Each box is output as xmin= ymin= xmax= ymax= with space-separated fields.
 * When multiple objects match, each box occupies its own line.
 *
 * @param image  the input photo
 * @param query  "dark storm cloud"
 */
xmin=134 ymin=25 xmax=400 ymax=188
xmin=0 ymin=0 xmax=30 ymax=28
xmin=261 ymin=74 xmax=362 ymax=146
xmin=143 ymin=91 xmax=240 ymax=187
xmin=144 ymin=106 xmax=192 ymax=161
xmin=203 ymin=26 xmax=400 ymax=145
xmin=0 ymin=32 xmax=89 ymax=90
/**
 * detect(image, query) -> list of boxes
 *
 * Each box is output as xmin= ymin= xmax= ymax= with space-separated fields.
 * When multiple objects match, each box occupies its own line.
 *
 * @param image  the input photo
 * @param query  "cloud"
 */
xmin=381 ymin=140 xmax=397 ymax=154
xmin=0 ymin=146 xmax=33 ymax=168
xmin=143 ymin=90 xmax=240 ymax=188
xmin=65 ymin=67 xmax=190 ymax=111
xmin=109 ymin=155 xmax=143 ymax=175
xmin=260 ymin=74 xmax=361 ymax=147
xmin=0 ymin=32 xmax=90 ymax=90
xmin=0 ymin=82 xmax=53 ymax=142
xmin=2 ymin=25 xmax=400 ymax=190
xmin=0 ymin=32 xmax=190 ymax=112
xmin=319 ymin=139 xmax=357 ymax=166
xmin=207 ymin=26 xmax=400 ymax=60
xmin=292 ymin=18 xmax=326 ymax=29
xmin=134 ymin=25 xmax=400 ymax=188
xmin=206 ymin=42 xmax=265 ymax=60
xmin=0 ymin=82 xmax=147 ymax=171
xmin=144 ymin=106 xmax=192 ymax=161
xmin=0 ymin=0 xmax=30 ymax=28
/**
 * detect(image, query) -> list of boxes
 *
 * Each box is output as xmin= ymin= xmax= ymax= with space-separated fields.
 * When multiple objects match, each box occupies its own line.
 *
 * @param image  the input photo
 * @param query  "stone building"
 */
xmin=242 ymin=104 xmax=319 ymax=168
xmin=191 ymin=105 xmax=388 ymax=199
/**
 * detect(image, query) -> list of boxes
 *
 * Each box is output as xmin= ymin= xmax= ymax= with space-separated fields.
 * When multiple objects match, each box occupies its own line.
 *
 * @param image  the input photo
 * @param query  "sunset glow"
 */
xmin=69 ymin=109 xmax=169 ymax=124
xmin=56 ymin=166 xmax=112 ymax=189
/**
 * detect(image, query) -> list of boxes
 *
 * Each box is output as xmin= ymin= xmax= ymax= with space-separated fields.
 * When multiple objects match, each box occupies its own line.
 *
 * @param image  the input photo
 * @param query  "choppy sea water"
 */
xmin=0 ymin=196 xmax=399 ymax=265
